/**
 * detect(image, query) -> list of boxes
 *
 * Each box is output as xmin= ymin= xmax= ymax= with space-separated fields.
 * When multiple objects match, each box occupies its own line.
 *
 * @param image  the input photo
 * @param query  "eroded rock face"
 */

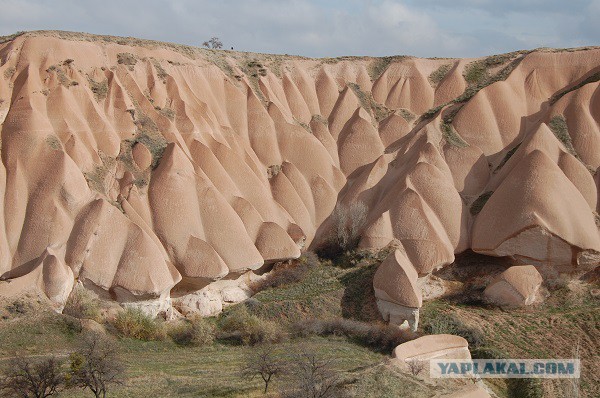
xmin=484 ymin=265 xmax=543 ymax=306
xmin=0 ymin=32 xmax=599 ymax=318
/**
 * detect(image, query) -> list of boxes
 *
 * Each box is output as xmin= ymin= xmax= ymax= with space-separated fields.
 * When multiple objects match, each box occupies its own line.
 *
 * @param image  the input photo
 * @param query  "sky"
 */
xmin=0 ymin=0 xmax=598 ymax=58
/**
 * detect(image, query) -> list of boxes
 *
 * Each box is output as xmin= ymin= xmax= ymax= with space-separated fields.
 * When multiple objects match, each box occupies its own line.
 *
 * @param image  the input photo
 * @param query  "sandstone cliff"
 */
xmin=0 ymin=31 xmax=598 ymax=319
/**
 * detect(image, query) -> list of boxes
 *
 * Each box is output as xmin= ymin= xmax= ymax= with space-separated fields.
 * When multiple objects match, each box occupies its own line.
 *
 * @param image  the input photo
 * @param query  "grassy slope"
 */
xmin=1 ymin=254 xmax=598 ymax=397
xmin=421 ymin=281 xmax=600 ymax=397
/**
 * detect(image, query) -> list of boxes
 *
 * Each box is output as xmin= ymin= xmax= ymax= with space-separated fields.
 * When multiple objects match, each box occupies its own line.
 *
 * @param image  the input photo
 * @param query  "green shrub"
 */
xmin=429 ymin=64 xmax=452 ymax=86
xmin=250 ymin=262 xmax=310 ymax=293
xmin=112 ymin=308 xmax=165 ymax=341
xmin=59 ymin=315 xmax=83 ymax=337
xmin=169 ymin=316 xmax=215 ymax=346
xmin=291 ymin=318 xmax=413 ymax=352
xmin=464 ymin=61 xmax=488 ymax=85
xmin=218 ymin=306 xmax=285 ymax=345
xmin=422 ymin=313 xmax=485 ymax=348
xmin=508 ymin=378 xmax=544 ymax=398
xmin=63 ymin=285 xmax=101 ymax=321
xmin=117 ymin=52 xmax=137 ymax=66
xmin=87 ymin=77 xmax=108 ymax=102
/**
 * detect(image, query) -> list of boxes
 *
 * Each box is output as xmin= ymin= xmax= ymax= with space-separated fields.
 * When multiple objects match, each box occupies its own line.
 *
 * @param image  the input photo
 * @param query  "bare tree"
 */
xmin=0 ymin=355 xmax=64 ymax=398
xmin=202 ymin=37 xmax=223 ymax=49
xmin=283 ymin=348 xmax=342 ymax=398
xmin=240 ymin=344 xmax=285 ymax=394
xmin=406 ymin=359 xmax=426 ymax=376
xmin=325 ymin=201 xmax=368 ymax=256
xmin=68 ymin=333 xmax=125 ymax=398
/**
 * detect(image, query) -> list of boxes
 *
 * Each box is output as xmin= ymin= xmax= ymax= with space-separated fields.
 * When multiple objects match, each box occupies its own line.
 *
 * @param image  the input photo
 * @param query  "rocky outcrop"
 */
xmin=392 ymin=334 xmax=471 ymax=369
xmin=484 ymin=265 xmax=544 ymax=306
xmin=0 ymin=31 xmax=599 ymax=319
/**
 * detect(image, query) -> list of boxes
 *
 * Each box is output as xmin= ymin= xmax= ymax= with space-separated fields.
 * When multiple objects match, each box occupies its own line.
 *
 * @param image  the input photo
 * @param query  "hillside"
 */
xmin=0 ymin=31 xmax=599 ymax=327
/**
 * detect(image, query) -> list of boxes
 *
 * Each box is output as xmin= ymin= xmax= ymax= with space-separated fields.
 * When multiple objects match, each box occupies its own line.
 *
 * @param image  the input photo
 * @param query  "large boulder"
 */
xmin=442 ymin=385 xmax=492 ymax=398
xmin=374 ymin=249 xmax=422 ymax=330
xmin=392 ymin=334 xmax=471 ymax=369
xmin=483 ymin=265 xmax=543 ymax=306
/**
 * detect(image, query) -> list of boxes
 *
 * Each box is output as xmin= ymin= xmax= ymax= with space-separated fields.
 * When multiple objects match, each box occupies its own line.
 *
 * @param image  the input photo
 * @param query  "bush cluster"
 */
xmin=112 ymin=307 xmax=165 ymax=341
xmin=63 ymin=285 xmax=101 ymax=321
xmin=291 ymin=318 xmax=413 ymax=352
xmin=250 ymin=262 xmax=310 ymax=293
xmin=218 ymin=306 xmax=285 ymax=345
xmin=168 ymin=316 xmax=215 ymax=346
xmin=422 ymin=313 xmax=485 ymax=348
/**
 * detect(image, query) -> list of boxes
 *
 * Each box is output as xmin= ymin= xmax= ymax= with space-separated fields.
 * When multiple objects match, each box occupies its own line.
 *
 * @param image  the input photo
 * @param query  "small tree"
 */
xmin=406 ymin=359 xmax=426 ymax=376
xmin=0 ymin=355 xmax=64 ymax=398
xmin=202 ymin=37 xmax=223 ymax=49
xmin=283 ymin=348 xmax=342 ymax=398
xmin=240 ymin=344 xmax=285 ymax=394
xmin=68 ymin=333 xmax=125 ymax=398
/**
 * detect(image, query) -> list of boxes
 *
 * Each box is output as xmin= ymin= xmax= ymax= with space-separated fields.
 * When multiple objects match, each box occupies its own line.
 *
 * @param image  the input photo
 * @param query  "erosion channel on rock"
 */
xmin=1 ymin=31 xmax=599 ymax=326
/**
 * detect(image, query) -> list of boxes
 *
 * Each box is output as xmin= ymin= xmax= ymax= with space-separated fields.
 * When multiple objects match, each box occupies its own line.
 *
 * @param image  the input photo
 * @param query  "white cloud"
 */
xmin=0 ymin=0 xmax=596 ymax=58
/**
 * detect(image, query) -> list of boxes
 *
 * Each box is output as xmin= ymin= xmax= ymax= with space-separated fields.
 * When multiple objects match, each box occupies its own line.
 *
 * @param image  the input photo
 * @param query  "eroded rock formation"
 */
xmin=0 ymin=31 xmax=599 ymax=317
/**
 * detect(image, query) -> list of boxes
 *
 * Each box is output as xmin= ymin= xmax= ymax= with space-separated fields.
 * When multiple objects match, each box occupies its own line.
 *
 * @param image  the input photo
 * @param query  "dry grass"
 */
xmin=420 ymin=283 xmax=600 ymax=398
xmin=440 ymin=122 xmax=469 ymax=148
xmin=428 ymin=63 xmax=452 ymax=86
xmin=368 ymin=56 xmax=408 ymax=81
xmin=3 ymin=67 xmax=15 ymax=80
xmin=86 ymin=76 xmax=108 ymax=101
xmin=117 ymin=52 xmax=137 ymax=66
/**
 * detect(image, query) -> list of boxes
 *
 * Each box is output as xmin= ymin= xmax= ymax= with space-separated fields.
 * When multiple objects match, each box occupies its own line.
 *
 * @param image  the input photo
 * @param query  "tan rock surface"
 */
xmin=484 ymin=265 xmax=543 ymax=306
xmin=392 ymin=334 xmax=471 ymax=364
xmin=0 ymin=32 xmax=598 ymax=318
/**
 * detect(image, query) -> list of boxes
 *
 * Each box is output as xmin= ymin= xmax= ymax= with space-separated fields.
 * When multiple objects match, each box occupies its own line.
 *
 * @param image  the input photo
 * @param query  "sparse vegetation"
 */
xmin=168 ymin=316 xmax=215 ymax=346
xmin=422 ymin=312 xmax=485 ymax=348
xmin=420 ymin=51 xmax=528 ymax=123
xmin=428 ymin=63 xmax=452 ymax=86
xmin=202 ymin=37 xmax=223 ymax=49
xmin=470 ymin=191 xmax=494 ymax=216
xmin=250 ymin=261 xmax=311 ymax=294
xmin=87 ymin=76 xmax=108 ymax=101
xmin=83 ymin=152 xmax=117 ymax=195
xmin=550 ymin=70 xmax=600 ymax=105
xmin=464 ymin=60 xmax=489 ymax=86
xmin=283 ymin=348 xmax=343 ymax=398
xmin=3 ymin=66 xmax=16 ymax=80
xmin=549 ymin=115 xmax=580 ymax=158
xmin=116 ymin=52 xmax=137 ymax=67
xmin=45 ymin=135 xmax=62 ymax=151
xmin=0 ymin=355 xmax=64 ymax=398
xmin=397 ymin=108 xmax=415 ymax=122
xmin=319 ymin=201 xmax=368 ymax=259
xmin=218 ymin=305 xmax=285 ymax=345
xmin=290 ymin=318 xmax=412 ymax=352
xmin=63 ymin=285 xmax=101 ymax=321
xmin=67 ymin=333 xmax=125 ymax=398
xmin=130 ymin=112 xmax=168 ymax=168
xmin=151 ymin=59 xmax=169 ymax=82
xmin=46 ymin=64 xmax=78 ymax=88
xmin=494 ymin=143 xmax=522 ymax=173
xmin=440 ymin=122 xmax=469 ymax=147
xmin=158 ymin=106 xmax=175 ymax=120
xmin=112 ymin=308 xmax=165 ymax=341
xmin=368 ymin=55 xmax=408 ymax=81
xmin=240 ymin=344 xmax=285 ymax=394
xmin=267 ymin=164 xmax=282 ymax=179
xmin=347 ymin=82 xmax=393 ymax=125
